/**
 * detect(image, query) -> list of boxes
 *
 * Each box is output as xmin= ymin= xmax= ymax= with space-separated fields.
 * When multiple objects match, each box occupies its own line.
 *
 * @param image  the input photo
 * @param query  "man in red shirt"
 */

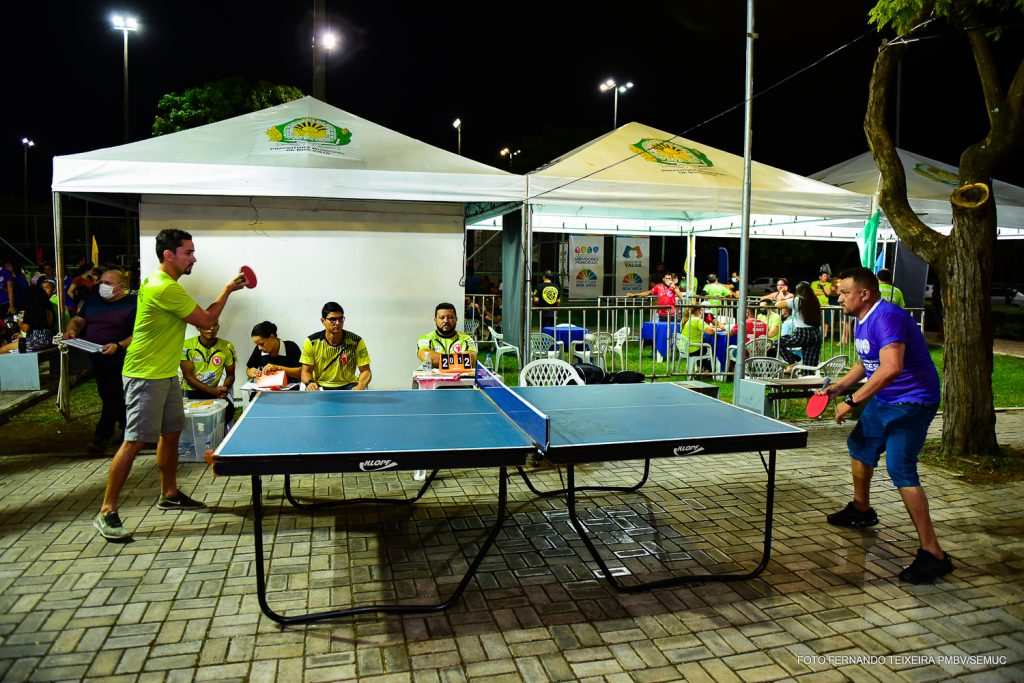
xmin=731 ymin=307 xmax=768 ymax=338
xmin=627 ymin=272 xmax=682 ymax=320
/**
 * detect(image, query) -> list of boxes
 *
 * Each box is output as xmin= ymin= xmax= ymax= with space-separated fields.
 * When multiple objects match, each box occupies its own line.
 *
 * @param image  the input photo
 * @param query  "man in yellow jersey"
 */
xmin=417 ymin=302 xmax=477 ymax=368
xmin=180 ymin=321 xmax=237 ymax=424
xmin=94 ymin=229 xmax=246 ymax=542
xmin=301 ymin=302 xmax=372 ymax=391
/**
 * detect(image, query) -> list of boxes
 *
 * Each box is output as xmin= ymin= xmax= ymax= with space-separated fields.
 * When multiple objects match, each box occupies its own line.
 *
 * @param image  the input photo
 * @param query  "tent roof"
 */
xmin=811 ymin=148 xmax=1024 ymax=234
xmin=52 ymin=96 xmax=522 ymax=206
xmin=524 ymin=122 xmax=871 ymax=225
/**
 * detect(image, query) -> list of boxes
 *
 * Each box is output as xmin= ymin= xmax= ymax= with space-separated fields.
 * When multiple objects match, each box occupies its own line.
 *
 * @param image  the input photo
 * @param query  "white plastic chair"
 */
xmin=609 ymin=326 xmax=630 ymax=370
xmin=488 ymin=326 xmax=520 ymax=372
xmin=464 ymin=319 xmax=480 ymax=337
xmin=519 ymin=359 xmax=586 ymax=387
xmin=745 ymin=356 xmax=788 ymax=380
xmin=672 ymin=334 xmax=714 ymax=376
xmin=790 ymin=354 xmax=848 ymax=379
xmin=571 ymin=332 xmax=612 ymax=368
xmin=528 ymin=333 xmax=564 ymax=361
xmin=726 ymin=336 xmax=770 ymax=373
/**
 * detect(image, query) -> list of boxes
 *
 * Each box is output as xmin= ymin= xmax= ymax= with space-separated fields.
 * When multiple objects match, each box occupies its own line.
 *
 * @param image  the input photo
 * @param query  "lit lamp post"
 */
xmin=453 ymin=119 xmax=462 ymax=155
xmin=21 ymin=137 xmax=34 ymax=232
xmin=499 ymin=147 xmax=521 ymax=170
xmin=112 ymin=15 xmax=138 ymax=143
xmin=599 ymin=78 xmax=633 ymax=130
xmin=314 ymin=31 xmax=338 ymax=99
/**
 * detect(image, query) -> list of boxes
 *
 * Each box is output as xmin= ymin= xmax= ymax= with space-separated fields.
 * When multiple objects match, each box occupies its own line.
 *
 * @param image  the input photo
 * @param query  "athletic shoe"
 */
xmin=826 ymin=502 xmax=879 ymax=529
xmin=157 ymin=490 xmax=206 ymax=510
xmin=86 ymin=439 xmax=107 ymax=455
xmin=899 ymin=548 xmax=954 ymax=584
xmin=94 ymin=511 xmax=132 ymax=541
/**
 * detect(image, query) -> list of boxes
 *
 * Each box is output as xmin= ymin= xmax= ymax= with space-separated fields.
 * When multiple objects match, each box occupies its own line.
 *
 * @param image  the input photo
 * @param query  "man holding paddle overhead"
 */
xmin=94 ymin=229 xmax=248 ymax=542
xmin=821 ymin=266 xmax=949 ymax=584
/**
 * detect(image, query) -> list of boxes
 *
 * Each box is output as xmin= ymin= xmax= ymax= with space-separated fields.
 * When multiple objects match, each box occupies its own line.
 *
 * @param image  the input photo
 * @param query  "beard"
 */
xmin=436 ymin=325 xmax=456 ymax=338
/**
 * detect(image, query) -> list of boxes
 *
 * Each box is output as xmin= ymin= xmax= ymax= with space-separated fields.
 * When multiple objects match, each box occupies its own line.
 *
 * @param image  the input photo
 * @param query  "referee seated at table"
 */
xmin=417 ymin=302 xmax=478 ymax=368
xmin=180 ymin=322 xmax=237 ymax=424
xmin=300 ymin=301 xmax=372 ymax=391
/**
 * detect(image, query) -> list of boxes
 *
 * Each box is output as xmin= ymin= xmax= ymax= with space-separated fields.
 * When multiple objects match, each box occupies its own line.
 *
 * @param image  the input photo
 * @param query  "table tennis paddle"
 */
xmin=235 ymin=265 xmax=257 ymax=289
xmin=805 ymin=377 xmax=832 ymax=418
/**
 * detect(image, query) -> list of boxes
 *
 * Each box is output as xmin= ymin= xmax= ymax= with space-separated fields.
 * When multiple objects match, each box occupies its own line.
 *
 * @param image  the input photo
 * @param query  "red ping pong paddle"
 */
xmin=235 ymin=265 xmax=257 ymax=289
xmin=805 ymin=377 xmax=832 ymax=418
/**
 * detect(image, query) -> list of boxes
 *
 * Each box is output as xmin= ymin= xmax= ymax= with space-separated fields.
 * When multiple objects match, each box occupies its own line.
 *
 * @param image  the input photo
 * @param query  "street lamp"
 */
xmin=499 ymin=147 xmax=521 ymax=170
xmin=452 ymin=118 xmax=462 ymax=155
xmin=599 ymin=78 xmax=633 ymax=130
xmin=21 ymin=137 xmax=34 ymax=232
xmin=314 ymin=31 xmax=338 ymax=99
xmin=112 ymin=14 xmax=139 ymax=143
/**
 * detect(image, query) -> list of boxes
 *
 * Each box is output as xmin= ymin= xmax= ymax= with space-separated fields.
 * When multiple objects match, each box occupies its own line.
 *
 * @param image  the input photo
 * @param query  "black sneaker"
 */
xmin=94 ymin=510 xmax=132 ymax=541
xmin=157 ymin=490 xmax=206 ymax=511
xmin=826 ymin=502 xmax=879 ymax=529
xmin=899 ymin=548 xmax=954 ymax=584
xmin=87 ymin=439 xmax=107 ymax=455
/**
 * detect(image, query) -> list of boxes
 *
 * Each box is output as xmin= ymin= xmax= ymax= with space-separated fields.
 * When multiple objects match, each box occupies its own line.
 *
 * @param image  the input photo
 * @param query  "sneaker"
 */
xmin=94 ymin=510 xmax=132 ymax=541
xmin=157 ymin=490 xmax=206 ymax=511
xmin=86 ymin=439 xmax=107 ymax=455
xmin=826 ymin=502 xmax=879 ymax=529
xmin=899 ymin=548 xmax=954 ymax=584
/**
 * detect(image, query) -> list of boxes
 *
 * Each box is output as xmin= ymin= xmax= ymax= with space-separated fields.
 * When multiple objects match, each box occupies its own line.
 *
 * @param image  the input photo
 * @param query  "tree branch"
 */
xmin=864 ymin=38 xmax=942 ymax=265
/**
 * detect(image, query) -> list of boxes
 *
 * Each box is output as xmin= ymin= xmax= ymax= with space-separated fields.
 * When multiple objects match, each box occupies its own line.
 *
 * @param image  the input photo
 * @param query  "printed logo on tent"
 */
xmin=630 ymin=138 xmax=715 ymax=169
xmin=621 ymin=272 xmax=643 ymax=285
xmin=265 ymin=117 xmax=353 ymax=148
xmin=575 ymin=269 xmax=598 ymax=281
xmin=913 ymin=163 xmax=958 ymax=187
xmin=621 ymin=244 xmax=644 ymax=258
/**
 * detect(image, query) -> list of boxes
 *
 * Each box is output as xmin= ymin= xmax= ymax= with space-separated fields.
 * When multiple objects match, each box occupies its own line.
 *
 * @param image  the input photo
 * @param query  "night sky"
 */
xmin=3 ymin=1 xmax=1021 ymax=208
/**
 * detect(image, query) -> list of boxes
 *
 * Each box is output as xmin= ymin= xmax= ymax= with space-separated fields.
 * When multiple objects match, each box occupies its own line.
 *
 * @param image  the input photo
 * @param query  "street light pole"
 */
xmin=599 ymin=78 xmax=633 ymax=130
xmin=499 ymin=147 xmax=521 ymax=170
xmin=112 ymin=15 xmax=138 ymax=143
xmin=453 ymin=118 xmax=462 ymax=155
xmin=22 ymin=137 xmax=34 ymax=233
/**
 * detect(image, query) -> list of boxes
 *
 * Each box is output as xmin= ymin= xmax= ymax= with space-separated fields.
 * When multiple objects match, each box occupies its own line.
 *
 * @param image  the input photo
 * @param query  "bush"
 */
xmin=993 ymin=305 xmax=1024 ymax=341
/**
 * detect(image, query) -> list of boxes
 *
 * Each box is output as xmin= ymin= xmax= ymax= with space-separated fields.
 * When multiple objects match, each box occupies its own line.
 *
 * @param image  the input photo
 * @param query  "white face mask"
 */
xmin=98 ymin=283 xmax=116 ymax=300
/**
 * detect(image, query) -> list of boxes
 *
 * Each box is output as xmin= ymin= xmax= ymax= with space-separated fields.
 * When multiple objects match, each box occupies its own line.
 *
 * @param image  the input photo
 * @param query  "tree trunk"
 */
xmin=937 ymin=201 xmax=999 ymax=457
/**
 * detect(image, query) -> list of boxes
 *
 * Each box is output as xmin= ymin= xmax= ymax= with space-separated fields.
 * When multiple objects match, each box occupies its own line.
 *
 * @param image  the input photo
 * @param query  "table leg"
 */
xmin=282 ymin=471 xmax=439 ymax=510
xmin=249 ymin=467 xmax=511 ymax=624
xmin=516 ymin=459 xmax=650 ymax=497
xmin=563 ymin=450 xmax=777 ymax=593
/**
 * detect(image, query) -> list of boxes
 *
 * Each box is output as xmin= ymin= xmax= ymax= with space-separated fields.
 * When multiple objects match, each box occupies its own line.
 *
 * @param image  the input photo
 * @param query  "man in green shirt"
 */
xmin=702 ymin=274 xmax=737 ymax=316
xmin=301 ymin=302 xmax=372 ymax=390
xmin=94 ymin=229 xmax=246 ymax=542
xmin=417 ymin=302 xmax=477 ymax=368
xmin=877 ymin=269 xmax=906 ymax=308
xmin=180 ymin=321 xmax=237 ymax=424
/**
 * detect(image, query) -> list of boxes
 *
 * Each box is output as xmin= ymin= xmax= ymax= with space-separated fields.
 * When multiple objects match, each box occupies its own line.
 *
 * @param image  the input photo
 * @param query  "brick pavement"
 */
xmin=0 ymin=412 xmax=1022 ymax=682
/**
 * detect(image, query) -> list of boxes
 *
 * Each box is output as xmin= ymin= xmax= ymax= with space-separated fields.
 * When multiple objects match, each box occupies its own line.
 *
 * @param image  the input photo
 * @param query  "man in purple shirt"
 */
xmin=822 ymin=266 xmax=951 ymax=584
xmin=64 ymin=270 xmax=137 ymax=454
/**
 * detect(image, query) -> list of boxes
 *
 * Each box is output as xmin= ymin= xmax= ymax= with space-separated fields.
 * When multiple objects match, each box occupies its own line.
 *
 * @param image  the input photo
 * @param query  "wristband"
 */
xmin=844 ymin=394 xmax=858 ymax=408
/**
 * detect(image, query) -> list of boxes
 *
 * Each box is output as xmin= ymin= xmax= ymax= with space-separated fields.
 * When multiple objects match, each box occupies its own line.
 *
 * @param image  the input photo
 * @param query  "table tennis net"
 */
xmin=475 ymin=364 xmax=550 ymax=451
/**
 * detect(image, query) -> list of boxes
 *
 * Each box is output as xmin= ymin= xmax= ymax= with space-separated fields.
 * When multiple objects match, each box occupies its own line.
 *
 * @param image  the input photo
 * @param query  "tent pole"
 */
xmin=53 ymin=192 xmax=71 ymax=421
xmin=733 ymin=0 xmax=756 ymax=384
xmin=522 ymin=201 xmax=533 ymax=358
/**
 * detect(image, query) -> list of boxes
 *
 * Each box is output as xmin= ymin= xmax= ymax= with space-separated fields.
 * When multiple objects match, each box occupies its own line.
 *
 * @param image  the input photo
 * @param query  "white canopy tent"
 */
xmin=811 ymin=148 xmax=1024 ymax=240
xmin=51 ymin=97 xmax=522 ymax=391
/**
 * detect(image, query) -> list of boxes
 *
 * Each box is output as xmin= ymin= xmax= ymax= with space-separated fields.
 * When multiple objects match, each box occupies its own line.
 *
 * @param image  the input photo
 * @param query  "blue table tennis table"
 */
xmin=215 ymin=367 xmax=807 ymax=624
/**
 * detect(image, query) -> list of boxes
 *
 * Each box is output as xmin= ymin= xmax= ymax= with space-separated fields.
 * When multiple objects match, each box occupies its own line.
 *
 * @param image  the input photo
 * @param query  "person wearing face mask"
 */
xmin=64 ymin=270 xmax=137 ymax=454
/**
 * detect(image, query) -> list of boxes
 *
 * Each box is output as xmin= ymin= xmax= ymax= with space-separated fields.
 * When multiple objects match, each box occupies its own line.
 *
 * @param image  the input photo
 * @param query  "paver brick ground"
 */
xmin=0 ymin=411 xmax=1022 ymax=681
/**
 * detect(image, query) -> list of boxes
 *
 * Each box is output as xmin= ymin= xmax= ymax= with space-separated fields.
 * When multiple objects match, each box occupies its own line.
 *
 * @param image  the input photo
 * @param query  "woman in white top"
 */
xmin=771 ymin=281 xmax=822 ymax=371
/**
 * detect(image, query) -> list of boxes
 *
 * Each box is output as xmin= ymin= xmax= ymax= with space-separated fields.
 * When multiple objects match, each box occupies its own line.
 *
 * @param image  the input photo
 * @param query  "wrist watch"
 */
xmin=844 ymin=394 xmax=858 ymax=407
xmin=303 ymin=379 xmax=313 ymax=387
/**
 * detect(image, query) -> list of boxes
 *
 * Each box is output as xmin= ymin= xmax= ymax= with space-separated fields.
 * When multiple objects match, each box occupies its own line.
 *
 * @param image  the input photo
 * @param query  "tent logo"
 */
xmin=913 ymin=163 xmax=958 ymax=187
xmin=630 ymin=138 xmax=713 ymax=168
xmin=265 ymin=117 xmax=353 ymax=147
xmin=576 ymin=269 xmax=598 ymax=281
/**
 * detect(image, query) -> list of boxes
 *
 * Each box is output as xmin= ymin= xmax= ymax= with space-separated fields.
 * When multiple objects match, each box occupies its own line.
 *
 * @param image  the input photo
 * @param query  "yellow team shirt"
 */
xmin=123 ymin=271 xmax=198 ymax=380
xmin=300 ymin=330 xmax=371 ymax=388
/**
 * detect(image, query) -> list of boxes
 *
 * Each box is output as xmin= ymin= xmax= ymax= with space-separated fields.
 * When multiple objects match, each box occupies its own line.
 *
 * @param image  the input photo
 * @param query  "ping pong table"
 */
xmin=215 ymin=366 xmax=807 ymax=624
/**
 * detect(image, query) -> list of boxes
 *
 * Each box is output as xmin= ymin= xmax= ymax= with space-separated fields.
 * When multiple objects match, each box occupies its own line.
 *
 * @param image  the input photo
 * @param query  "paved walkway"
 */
xmin=0 ymin=411 xmax=1022 ymax=682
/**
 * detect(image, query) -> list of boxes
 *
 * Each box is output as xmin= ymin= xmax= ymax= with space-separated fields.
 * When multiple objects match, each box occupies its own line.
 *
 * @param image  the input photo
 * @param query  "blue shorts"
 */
xmin=848 ymin=399 xmax=937 ymax=488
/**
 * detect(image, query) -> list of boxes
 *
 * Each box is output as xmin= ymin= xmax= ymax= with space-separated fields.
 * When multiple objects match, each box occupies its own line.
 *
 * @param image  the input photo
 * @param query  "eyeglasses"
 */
xmin=324 ymin=316 xmax=345 ymax=324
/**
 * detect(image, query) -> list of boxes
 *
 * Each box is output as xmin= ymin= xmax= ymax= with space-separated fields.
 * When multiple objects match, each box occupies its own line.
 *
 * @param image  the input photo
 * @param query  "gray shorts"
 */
xmin=122 ymin=377 xmax=185 ymax=442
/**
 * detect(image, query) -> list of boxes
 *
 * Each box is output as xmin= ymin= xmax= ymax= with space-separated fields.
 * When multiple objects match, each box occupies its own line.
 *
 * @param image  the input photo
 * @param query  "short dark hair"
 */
xmin=321 ymin=301 xmax=344 ymax=318
xmin=837 ymin=266 xmax=879 ymax=292
xmin=251 ymin=321 xmax=278 ymax=338
xmin=876 ymin=268 xmax=893 ymax=283
xmin=435 ymin=302 xmax=457 ymax=316
xmin=706 ymin=273 xmax=718 ymax=283
xmin=155 ymin=229 xmax=193 ymax=261
xmin=542 ymin=270 xmax=554 ymax=280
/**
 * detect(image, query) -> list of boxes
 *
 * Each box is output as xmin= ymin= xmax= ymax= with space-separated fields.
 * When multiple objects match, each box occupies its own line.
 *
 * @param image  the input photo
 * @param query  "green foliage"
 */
xmin=152 ymin=77 xmax=305 ymax=136
xmin=869 ymin=0 xmax=1024 ymax=35
xmin=992 ymin=304 xmax=1024 ymax=340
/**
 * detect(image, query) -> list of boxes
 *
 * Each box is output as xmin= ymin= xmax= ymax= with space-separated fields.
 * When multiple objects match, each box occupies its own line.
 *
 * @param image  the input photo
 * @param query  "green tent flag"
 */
xmin=857 ymin=211 xmax=881 ymax=269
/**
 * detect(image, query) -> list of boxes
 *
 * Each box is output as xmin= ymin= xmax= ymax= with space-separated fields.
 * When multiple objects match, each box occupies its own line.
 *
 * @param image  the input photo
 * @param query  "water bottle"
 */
xmin=483 ymin=354 xmax=493 ymax=370
xmin=204 ymin=438 xmax=214 ymax=465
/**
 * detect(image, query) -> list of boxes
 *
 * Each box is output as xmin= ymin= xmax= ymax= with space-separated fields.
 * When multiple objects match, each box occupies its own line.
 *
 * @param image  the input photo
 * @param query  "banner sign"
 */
xmin=614 ymin=236 xmax=649 ymax=296
xmin=568 ymin=235 xmax=603 ymax=299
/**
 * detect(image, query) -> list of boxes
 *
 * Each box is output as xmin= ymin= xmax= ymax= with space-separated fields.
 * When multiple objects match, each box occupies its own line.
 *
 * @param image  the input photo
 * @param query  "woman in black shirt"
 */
xmin=245 ymin=320 xmax=302 ymax=381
